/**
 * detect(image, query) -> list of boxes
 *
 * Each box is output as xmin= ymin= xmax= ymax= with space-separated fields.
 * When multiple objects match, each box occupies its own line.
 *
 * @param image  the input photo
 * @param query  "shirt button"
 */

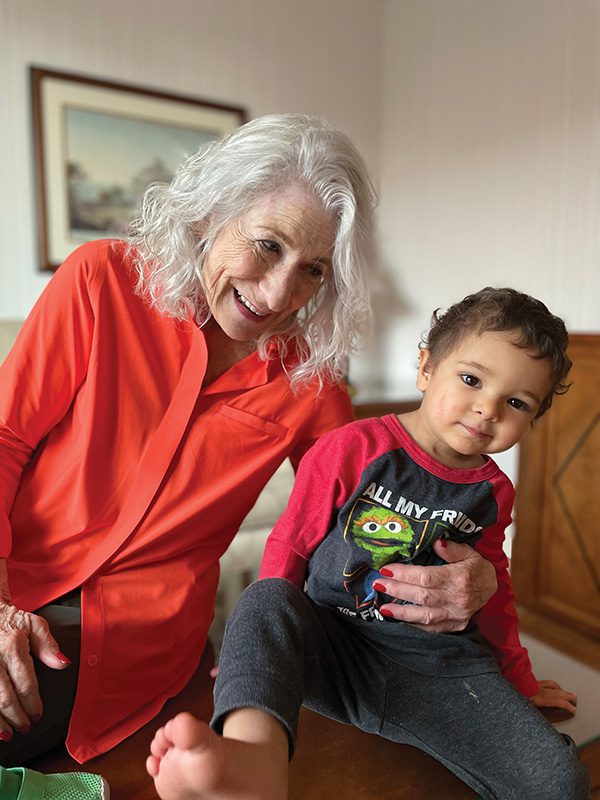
xmin=87 ymin=654 xmax=98 ymax=667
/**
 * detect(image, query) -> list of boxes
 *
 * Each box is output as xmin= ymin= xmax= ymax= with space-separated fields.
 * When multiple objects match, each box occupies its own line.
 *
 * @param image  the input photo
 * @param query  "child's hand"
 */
xmin=530 ymin=679 xmax=578 ymax=716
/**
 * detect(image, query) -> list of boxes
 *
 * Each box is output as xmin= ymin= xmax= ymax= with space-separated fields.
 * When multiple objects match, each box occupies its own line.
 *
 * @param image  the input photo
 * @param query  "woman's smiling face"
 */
xmin=202 ymin=183 xmax=336 ymax=342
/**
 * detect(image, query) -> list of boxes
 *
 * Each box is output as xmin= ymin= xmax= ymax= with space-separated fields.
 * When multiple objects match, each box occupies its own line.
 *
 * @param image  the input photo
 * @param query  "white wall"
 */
xmin=350 ymin=0 xmax=600 ymax=402
xmin=0 ymin=0 xmax=384 ymax=317
xmin=3 ymin=0 xmax=599 ymax=492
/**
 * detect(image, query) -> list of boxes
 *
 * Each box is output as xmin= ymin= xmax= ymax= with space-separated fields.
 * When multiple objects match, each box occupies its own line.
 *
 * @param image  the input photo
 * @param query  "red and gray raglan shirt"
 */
xmin=260 ymin=415 xmax=539 ymax=697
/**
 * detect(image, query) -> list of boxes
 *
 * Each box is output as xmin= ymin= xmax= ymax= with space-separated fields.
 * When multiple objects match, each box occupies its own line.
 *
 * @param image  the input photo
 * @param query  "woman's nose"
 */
xmin=261 ymin=267 xmax=297 ymax=312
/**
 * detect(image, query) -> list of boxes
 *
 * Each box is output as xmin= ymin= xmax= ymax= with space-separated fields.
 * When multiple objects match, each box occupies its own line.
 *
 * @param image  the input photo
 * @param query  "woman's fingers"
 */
xmin=0 ymin=607 xmax=67 ymax=735
xmin=379 ymin=600 xmax=471 ymax=632
xmin=28 ymin=613 xmax=70 ymax=670
xmin=0 ymin=625 xmax=44 ymax=728
xmin=0 ymin=654 xmax=35 ymax=734
xmin=377 ymin=541 xmax=498 ymax=632
xmin=4 ymin=639 xmax=44 ymax=722
xmin=376 ymin=562 xmax=471 ymax=631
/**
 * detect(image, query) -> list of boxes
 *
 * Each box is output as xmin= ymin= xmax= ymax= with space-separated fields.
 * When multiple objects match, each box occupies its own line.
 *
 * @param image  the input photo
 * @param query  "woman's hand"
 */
xmin=0 ymin=600 xmax=70 ymax=740
xmin=531 ymin=679 xmax=578 ymax=716
xmin=375 ymin=539 xmax=497 ymax=633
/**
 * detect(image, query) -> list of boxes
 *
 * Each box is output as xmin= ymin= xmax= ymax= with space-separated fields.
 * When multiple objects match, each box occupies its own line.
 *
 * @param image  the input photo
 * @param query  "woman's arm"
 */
xmin=0 ymin=244 xmax=99 ymax=737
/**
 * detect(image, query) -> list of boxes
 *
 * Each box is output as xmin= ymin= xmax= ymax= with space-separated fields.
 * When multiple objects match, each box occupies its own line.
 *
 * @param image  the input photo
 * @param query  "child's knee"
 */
xmin=233 ymin=578 xmax=306 ymax=618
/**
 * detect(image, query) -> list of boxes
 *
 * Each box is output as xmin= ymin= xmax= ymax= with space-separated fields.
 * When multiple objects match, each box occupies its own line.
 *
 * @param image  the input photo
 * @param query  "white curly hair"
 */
xmin=128 ymin=113 xmax=377 ymax=388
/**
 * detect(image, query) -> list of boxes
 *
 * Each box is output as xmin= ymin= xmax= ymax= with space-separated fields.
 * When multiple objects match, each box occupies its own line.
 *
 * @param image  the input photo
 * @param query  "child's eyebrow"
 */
xmin=520 ymin=389 xmax=543 ymax=404
xmin=457 ymin=360 xmax=489 ymax=373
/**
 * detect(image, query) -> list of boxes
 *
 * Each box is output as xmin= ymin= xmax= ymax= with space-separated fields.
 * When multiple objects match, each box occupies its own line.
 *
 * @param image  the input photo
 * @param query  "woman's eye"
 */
xmin=308 ymin=264 xmax=324 ymax=279
xmin=461 ymin=374 xmax=479 ymax=387
xmin=508 ymin=397 xmax=528 ymax=411
xmin=258 ymin=240 xmax=280 ymax=254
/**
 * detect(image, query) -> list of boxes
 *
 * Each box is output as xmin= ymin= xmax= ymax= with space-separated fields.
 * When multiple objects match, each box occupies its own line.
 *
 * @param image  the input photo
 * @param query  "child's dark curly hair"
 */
xmin=420 ymin=287 xmax=572 ymax=418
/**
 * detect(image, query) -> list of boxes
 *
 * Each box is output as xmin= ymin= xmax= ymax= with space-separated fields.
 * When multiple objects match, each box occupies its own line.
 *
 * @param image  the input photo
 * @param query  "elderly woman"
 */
xmin=0 ymin=115 xmax=496 ymax=772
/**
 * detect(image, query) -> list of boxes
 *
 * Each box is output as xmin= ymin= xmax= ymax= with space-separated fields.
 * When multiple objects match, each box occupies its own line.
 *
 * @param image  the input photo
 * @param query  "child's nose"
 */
xmin=474 ymin=395 xmax=500 ymax=421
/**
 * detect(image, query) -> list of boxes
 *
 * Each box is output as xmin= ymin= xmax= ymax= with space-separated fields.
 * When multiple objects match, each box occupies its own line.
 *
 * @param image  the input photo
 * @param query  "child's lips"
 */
xmin=461 ymin=423 xmax=491 ymax=439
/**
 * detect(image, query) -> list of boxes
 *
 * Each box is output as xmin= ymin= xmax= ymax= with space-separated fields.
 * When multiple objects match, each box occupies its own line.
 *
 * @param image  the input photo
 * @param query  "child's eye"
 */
xmin=461 ymin=374 xmax=480 ymax=387
xmin=258 ymin=240 xmax=281 ymax=255
xmin=508 ymin=397 xmax=529 ymax=411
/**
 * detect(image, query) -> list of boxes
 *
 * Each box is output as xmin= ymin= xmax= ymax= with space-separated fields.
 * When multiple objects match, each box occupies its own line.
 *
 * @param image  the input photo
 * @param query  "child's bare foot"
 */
xmin=146 ymin=711 xmax=288 ymax=800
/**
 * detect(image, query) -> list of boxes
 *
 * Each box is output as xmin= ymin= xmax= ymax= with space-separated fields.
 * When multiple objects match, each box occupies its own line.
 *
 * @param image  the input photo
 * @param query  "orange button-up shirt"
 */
xmin=0 ymin=240 xmax=353 ymax=762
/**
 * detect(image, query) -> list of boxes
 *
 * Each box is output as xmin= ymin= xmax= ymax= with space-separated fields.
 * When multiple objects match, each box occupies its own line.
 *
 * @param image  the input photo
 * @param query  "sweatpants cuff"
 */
xmin=211 ymin=672 xmax=302 ymax=759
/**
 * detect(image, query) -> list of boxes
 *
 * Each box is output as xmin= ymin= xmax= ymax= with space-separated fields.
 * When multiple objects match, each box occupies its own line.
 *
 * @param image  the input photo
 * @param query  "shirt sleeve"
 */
xmin=473 ymin=475 xmax=539 ymax=698
xmin=260 ymin=420 xmax=360 ymax=585
xmin=0 ymin=243 xmax=100 ymax=557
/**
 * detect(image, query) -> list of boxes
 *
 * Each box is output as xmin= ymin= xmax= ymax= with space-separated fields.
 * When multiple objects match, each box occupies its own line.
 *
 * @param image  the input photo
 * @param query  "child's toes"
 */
xmin=150 ymin=726 xmax=171 ymax=758
xmin=146 ymin=753 xmax=160 ymax=778
xmin=166 ymin=712 xmax=211 ymax=752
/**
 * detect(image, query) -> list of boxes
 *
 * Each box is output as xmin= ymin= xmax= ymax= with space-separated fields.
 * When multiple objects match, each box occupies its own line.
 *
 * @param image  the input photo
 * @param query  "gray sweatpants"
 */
xmin=212 ymin=579 xmax=590 ymax=800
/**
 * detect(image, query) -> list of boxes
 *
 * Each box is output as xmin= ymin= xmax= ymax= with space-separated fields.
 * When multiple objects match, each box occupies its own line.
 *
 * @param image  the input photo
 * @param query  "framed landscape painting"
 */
xmin=31 ymin=67 xmax=246 ymax=271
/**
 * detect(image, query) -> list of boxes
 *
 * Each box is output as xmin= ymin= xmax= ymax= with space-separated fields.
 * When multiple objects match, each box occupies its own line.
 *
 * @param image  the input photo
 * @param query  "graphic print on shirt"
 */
xmin=342 ymin=497 xmax=451 ymax=608
xmin=305 ymin=444 xmax=502 ymax=622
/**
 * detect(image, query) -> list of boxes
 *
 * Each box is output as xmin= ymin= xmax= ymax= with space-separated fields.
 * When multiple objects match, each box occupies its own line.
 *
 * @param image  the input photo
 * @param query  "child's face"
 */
xmin=415 ymin=330 xmax=553 ymax=468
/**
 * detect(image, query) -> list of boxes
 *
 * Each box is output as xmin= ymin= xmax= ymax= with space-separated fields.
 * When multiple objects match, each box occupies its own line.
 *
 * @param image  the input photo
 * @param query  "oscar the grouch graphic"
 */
xmin=344 ymin=505 xmax=417 ymax=607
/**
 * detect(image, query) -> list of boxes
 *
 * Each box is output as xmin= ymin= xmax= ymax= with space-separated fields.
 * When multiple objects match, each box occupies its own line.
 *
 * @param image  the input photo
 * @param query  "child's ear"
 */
xmin=417 ymin=349 xmax=432 ymax=392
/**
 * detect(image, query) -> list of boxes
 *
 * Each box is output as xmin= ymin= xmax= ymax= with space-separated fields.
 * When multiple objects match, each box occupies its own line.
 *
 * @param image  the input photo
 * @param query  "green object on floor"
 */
xmin=0 ymin=767 xmax=109 ymax=800
xmin=0 ymin=766 xmax=24 ymax=797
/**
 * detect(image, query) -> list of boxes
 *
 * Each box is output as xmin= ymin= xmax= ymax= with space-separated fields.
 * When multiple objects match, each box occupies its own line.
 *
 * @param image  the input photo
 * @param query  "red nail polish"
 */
xmin=372 ymin=582 xmax=386 ymax=592
xmin=55 ymin=652 xmax=71 ymax=665
xmin=380 ymin=608 xmax=394 ymax=618
xmin=379 ymin=568 xmax=393 ymax=577
xmin=0 ymin=730 xmax=12 ymax=742
xmin=440 ymin=539 xmax=448 ymax=549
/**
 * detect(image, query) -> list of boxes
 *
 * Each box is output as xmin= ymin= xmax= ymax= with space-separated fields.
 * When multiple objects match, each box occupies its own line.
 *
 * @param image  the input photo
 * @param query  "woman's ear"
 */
xmin=193 ymin=218 xmax=208 ymax=235
xmin=193 ymin=219 xmax=211 ymax=250
xmin=417 ymin=349 xmax=432 ymax=392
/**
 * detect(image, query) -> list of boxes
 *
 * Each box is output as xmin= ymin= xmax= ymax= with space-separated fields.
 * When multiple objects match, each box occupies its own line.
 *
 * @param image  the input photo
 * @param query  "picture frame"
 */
xmin=31 ymin=66 xmax=247 ymax=271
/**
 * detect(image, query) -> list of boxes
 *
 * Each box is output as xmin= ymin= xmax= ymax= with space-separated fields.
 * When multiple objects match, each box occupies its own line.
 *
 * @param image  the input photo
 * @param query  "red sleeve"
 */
xmin=260 ymin=419 xmax=368 ymax=585
xmin=0 ymin=242 xmax=99 ymax=556
xmin=473 ymin=474 xmax=539 ymax=697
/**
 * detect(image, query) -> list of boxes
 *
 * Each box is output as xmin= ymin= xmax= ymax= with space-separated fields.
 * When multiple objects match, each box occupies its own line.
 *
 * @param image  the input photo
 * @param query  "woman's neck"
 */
xmin=201 ymin=322 xmax=257 ymax=386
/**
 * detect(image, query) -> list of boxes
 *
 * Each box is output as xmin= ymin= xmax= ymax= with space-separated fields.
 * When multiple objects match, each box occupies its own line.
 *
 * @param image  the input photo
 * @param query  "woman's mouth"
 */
xmin=234 ymin=289 xmax=269 ymax=318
